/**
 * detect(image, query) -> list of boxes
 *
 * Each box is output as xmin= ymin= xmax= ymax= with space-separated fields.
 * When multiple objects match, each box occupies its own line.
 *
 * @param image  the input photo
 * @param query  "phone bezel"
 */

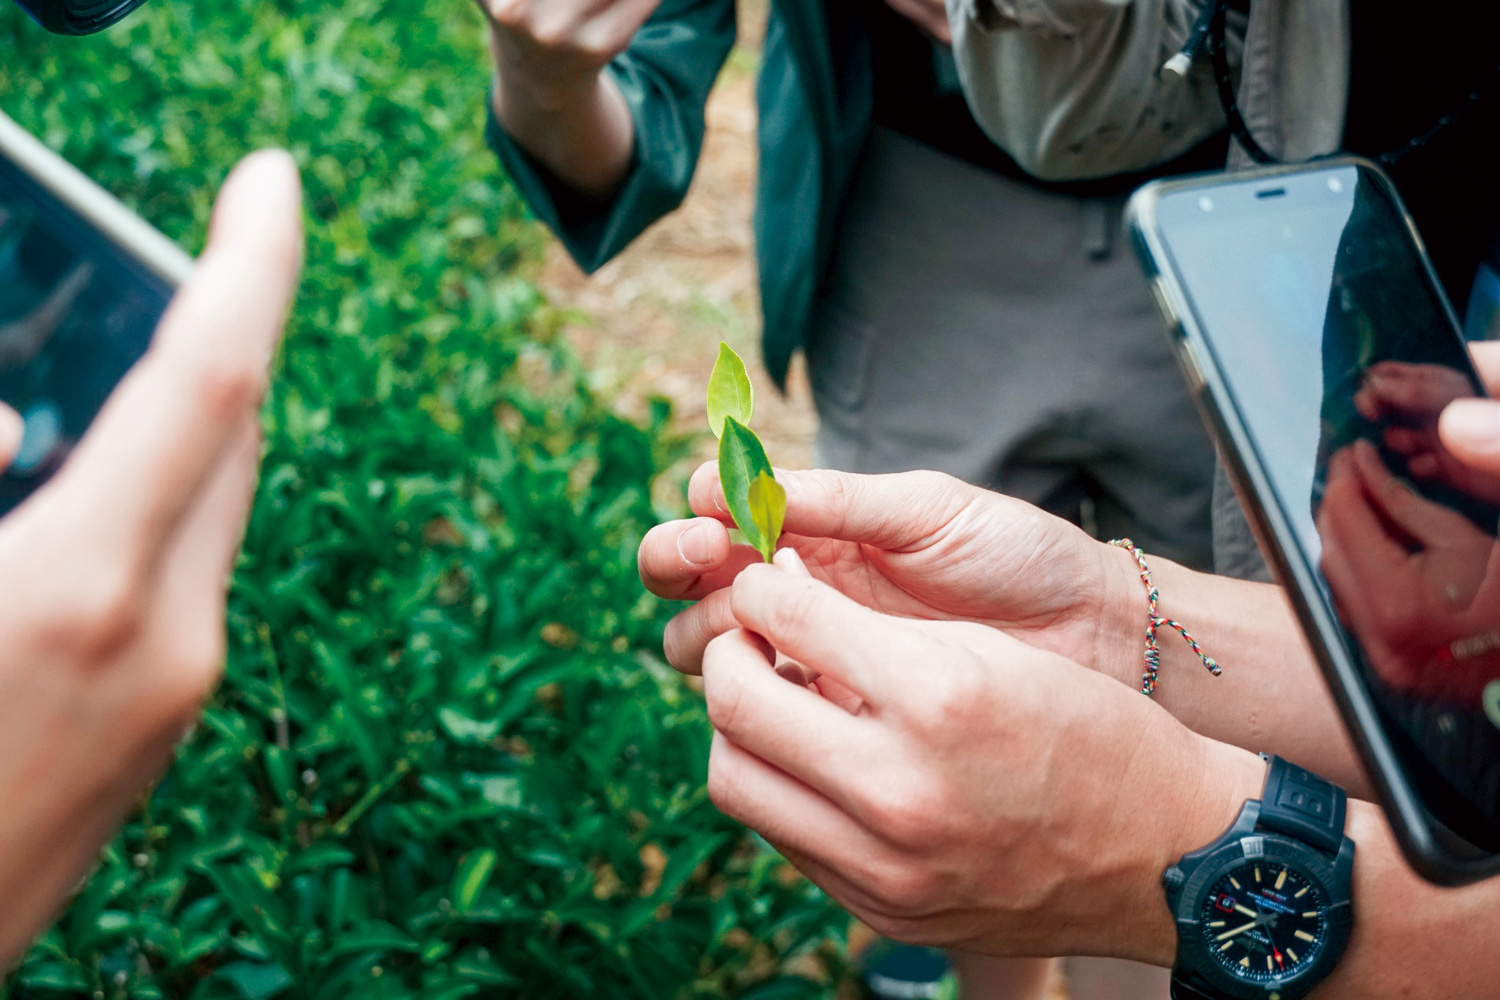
xmin=0 ymin=109 xmax=192 ymax=287
xmin=1128 ymin=155 xmax=1500 ymax=886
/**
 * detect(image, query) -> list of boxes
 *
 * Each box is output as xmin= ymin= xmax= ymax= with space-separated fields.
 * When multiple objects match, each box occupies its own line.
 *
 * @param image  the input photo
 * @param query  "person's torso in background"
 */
xmin=857 ymin=0 xmax=1230 ymax=198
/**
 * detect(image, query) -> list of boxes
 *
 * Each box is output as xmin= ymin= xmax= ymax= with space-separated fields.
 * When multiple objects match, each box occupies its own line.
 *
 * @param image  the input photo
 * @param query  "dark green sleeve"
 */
xmin=486 ymin=0 xmax=738 ymax=274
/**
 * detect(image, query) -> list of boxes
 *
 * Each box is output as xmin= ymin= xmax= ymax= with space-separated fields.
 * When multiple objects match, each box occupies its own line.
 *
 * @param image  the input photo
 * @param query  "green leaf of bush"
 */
xmin=746 ymin=472 xmax=786 ymax=563
xmin=451 ymin=848 xmax=499 ymax=911
xmin=0 ymin=1 xmax=850 ymax=994
xmin=706 ymin=342 xmax=753 ymax=439
xmin=718 ymin=416 xmax=774 ymax=553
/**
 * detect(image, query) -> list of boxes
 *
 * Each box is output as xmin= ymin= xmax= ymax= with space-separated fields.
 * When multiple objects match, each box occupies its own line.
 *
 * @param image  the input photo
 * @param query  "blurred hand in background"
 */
xmin=0 ymin=150 xmax=302 ymax=968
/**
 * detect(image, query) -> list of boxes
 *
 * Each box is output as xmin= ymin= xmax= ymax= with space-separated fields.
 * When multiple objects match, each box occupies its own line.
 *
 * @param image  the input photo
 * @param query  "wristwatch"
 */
xmin=1162 ymin=755 xmax=1355 ymax=1000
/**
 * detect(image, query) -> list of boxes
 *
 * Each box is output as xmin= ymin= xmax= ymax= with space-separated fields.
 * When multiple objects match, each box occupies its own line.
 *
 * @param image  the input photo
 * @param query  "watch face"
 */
xmin=1200 ymin=860 xmax=1329 ymax=982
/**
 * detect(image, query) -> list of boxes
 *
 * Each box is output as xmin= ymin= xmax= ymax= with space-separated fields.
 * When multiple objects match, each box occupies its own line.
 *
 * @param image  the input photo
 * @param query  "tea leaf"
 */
xmin=746 ymin=472 xmax=785 ymax=563
xmin=451 ymin=849 xmax=499 ymax=911
xmin=706 ymin=342 xmax=754 ymax=439
xmin=718 ymin=417 xmax=773 ymax=553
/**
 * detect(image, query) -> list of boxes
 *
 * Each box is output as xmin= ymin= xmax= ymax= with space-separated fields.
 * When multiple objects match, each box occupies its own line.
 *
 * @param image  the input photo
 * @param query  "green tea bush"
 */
xmin=0 ymin=2 xmax=846 ymax=997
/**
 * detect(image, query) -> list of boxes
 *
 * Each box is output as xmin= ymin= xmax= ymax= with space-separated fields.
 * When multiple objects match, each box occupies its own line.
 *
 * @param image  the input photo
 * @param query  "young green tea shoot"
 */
xmin=707 ymin=343 xmax=785 ymax=562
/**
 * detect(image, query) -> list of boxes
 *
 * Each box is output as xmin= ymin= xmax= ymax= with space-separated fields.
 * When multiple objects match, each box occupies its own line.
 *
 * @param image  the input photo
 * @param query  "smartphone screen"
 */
xmin=0 ymin=150 xmax=173 ymax=516
xmin=1155 ymin=163 xmax=1500 ymax=852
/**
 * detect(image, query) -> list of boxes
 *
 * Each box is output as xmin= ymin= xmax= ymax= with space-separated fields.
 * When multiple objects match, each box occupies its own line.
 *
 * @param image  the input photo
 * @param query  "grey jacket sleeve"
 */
xmin=946 ymin=0 xmax=1239 ymax=181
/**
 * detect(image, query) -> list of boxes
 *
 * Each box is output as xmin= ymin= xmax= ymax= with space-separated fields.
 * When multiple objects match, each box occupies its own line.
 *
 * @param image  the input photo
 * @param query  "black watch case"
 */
xmin=1164 ymin=799 xmax=1354 ymax=1000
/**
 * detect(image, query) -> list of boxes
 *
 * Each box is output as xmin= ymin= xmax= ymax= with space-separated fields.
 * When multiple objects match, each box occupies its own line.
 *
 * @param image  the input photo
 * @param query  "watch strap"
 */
xmin=1258 ymin=755 xmax=1347 ymax=855
xmin=1169 ymin=975 xmax=1223 ymax=1000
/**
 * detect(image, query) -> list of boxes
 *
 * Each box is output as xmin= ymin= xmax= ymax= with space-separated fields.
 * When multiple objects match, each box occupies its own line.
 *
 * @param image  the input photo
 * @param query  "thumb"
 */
xmin=0 ymin=403 xmax=22 ymax=473
xmin=1439 ymin=398 xmax=1500 ymax=473
xmin=689 ymin=464 xmax=977 ymax=549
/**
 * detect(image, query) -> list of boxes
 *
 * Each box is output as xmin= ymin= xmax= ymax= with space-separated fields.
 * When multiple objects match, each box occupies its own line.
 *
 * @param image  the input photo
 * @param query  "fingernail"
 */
xmin=1443 ymin=400 xmax=1500 ymax=451
xmin=773 ymin=547 xmax=811 ymax=576
xmin=677 ymin=520 xmax=718 ymax=566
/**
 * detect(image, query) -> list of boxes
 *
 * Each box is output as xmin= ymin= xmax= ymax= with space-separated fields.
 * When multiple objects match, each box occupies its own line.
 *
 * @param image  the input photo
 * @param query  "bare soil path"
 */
xmin=538 ymin=3 xmax=817 ymax=486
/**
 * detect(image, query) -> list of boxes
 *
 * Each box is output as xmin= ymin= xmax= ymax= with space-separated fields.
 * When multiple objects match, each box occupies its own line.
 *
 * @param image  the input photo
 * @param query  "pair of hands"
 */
xmin=638 ymin=465 xmax=1259 ymax=959
xmin=637 ymin=345 xmax=1500 ymax=957
xmin=0 ymin=152 xmax=302 ymax=967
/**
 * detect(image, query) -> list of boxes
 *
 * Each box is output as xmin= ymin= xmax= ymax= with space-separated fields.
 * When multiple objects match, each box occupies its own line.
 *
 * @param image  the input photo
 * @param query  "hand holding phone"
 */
xmin=1130 ymin=158 xmax=1500 ymax=884
xmin=0 ymin=148 xmax=302 ymax=967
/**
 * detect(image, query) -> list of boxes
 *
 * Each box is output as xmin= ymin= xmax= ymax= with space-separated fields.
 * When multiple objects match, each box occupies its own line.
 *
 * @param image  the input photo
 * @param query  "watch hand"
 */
xmin=1216 ymin=920 xmax=1263 ymax=941
xmin=1234 ymin=904 xmax=1260 ymax=919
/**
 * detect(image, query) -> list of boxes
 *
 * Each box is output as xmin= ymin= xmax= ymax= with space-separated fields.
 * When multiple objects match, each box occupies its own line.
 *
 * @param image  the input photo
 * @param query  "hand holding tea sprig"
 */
xmin=641 ymin=357 xmax=1375 ymax=788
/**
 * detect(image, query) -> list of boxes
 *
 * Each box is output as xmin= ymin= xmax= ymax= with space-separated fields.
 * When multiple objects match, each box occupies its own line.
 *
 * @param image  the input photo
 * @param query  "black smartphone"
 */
xmin=0 ymin=109 xmax=190 ymax=516
xmin=1128 ymin=157 xmax=1500 ymax=886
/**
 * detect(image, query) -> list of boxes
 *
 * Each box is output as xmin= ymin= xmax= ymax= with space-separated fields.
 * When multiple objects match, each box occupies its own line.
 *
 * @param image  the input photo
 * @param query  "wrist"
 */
xmin=1119 ymin=731 xmax=1267 ymax=966
xmin=1092 ymin=539 xmax=1153 ymax=689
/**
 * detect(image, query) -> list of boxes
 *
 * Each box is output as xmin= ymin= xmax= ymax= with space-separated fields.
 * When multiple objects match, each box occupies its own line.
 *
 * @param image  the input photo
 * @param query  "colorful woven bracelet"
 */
xmin=1109 ymin=538 xmax=1222 ymax=696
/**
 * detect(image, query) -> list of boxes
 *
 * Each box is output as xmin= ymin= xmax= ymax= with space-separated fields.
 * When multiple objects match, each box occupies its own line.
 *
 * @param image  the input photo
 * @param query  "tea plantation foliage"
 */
xmin=0 ymin=2 xmax=846 ymax=997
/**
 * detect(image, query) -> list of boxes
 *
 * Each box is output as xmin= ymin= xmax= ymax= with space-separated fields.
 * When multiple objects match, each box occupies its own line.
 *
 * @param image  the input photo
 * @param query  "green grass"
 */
xmin=0 ymin=2 xmax=846 ymax=997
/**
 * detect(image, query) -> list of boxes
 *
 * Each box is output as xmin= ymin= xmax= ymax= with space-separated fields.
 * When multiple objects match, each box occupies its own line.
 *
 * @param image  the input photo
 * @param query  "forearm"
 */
xmin=1126 ymin=744 xmax=1500 ymax=998
xmin=1315 ymin=799 xmax=1499 ymax=998
xmin=1096 ymin=546 xmax=1371 ymax=797
xmin=489 ymin=51 xmax=636 ymax=201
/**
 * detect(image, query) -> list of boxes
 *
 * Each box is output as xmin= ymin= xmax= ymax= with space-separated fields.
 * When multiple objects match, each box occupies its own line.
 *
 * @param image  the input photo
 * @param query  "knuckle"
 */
xmin=759 ymin=582 xmax=817 ymax=640
xmin=706 ymin=752 xmax=747 ymax=822
xmin=867 ymin=861 xmax=940 ymax=916
xmin=703 ymin=660 xmax=749 ymax=738
xmin=864 ymin=779 xmax=940 ymax=849
xmin=486 ymin=0 xmax=528 ymax=29
xmin=50 ymin=564 xmax=148 ymax=659
xmin=195 ymin=357 xmax=266 ymax=423
xmin=526 ymin=19 xmax=573 ymax=50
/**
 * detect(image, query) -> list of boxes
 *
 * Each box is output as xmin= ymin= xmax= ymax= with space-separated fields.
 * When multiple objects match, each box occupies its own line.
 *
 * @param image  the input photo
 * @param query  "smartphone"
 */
xmin=1128 ymin=156 xmax=1500 ymax=886
xmin=0 ymin=109 xmax=190 ymax=516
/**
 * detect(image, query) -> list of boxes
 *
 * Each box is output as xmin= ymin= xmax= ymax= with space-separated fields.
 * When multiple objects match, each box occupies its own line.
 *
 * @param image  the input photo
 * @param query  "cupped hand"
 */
xmin=0 ymin=150 xmax=302 ymax=966
xmin=698 ymin=560 xmax=1263 ymax=961
xmin=1318 ymin=438 xmax=1500 ymax=703
xmin=638 ymin=464 xmax=1131 ymax=677
xmin=477 ymin=0 xmax=661 ymax=101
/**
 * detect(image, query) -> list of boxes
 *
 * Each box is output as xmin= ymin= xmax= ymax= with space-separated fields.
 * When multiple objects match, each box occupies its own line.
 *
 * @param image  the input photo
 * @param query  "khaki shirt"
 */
xmin=949 ymin=0 xmax=1350 ymax=180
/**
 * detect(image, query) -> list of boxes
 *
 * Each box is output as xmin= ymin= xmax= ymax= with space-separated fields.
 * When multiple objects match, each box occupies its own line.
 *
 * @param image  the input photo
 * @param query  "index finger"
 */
xmin=687 ymin=462 xmax=980 ymax=550
xmin=729 ymin=562 xmax=933 ymax=704
xmin=45 ymin=150 xmax=302 ymax=573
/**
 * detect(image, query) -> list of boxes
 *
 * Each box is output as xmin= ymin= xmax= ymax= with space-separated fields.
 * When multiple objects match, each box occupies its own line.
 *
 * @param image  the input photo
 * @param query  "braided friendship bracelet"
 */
xmin=1109 ymin=538 xmax=1222 ymax=696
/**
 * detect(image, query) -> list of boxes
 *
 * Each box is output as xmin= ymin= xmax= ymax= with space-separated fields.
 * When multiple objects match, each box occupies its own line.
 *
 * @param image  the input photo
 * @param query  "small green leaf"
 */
xmin=212 ymin=961 xmax=294 ymax=1000
xmin=438 ymin=706 xmax=501 ymax=745
xmin=718 ymin=417 xmax=774 ymax=553
xmin=706 ymin=342 xmax=754 ymax=438
xmin=451 ymin=849 xmax=499 ymax=911
xmin=324 ymin=920 xmax=421 ymax=957
xmin=746 ymin=473 xmax=785 ymax=563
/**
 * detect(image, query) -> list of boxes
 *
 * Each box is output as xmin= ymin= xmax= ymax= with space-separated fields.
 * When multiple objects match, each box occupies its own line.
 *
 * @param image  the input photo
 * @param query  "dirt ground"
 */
xmin=537 ymin=4 xmax=816 ymax=482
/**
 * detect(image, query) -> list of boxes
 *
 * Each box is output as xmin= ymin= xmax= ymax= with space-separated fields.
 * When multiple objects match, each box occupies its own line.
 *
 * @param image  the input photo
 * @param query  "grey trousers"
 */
xmin=806 ymin=128 xmax=1216 ymax=570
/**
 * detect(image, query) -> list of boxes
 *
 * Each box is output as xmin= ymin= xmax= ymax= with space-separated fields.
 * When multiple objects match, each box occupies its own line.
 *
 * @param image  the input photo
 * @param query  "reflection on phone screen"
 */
xmin=0 ymin=154 xmax=171 ymax=516
xmin=1160 ymin=166 xmax=1500 ymax=851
